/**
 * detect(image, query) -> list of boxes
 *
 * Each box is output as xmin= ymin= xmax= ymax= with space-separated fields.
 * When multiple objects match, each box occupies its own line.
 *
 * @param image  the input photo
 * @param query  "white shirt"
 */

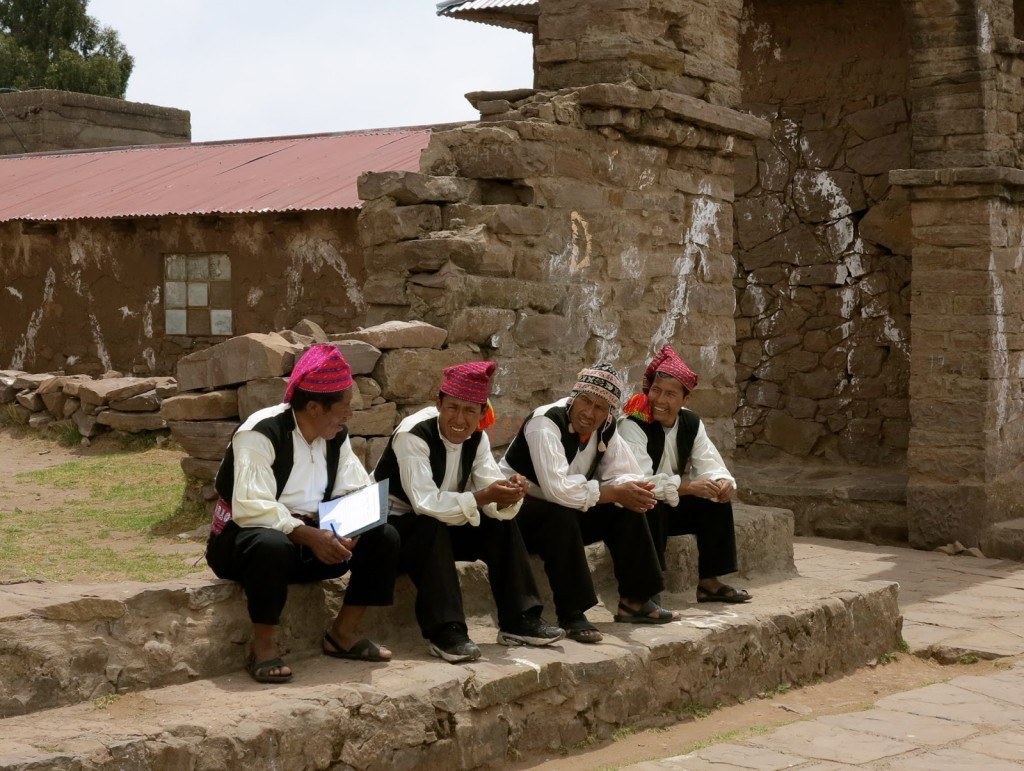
xmin=617 ymin=410 xmax=735 ymax=506
xmin=386 ymin=406 xmax=520 ymax=527
xmin=230 ymin=403 xmax=372 ymax=534
xmin=498 ymin=397 xmax=643 ymax=511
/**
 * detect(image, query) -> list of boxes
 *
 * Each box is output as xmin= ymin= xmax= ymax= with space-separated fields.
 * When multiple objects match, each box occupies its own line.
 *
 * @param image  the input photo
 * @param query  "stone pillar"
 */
xmin=896 ymin=0 xmax=1024 ymax=547
xmin=534 ymin=0 xmax=742 ymax=106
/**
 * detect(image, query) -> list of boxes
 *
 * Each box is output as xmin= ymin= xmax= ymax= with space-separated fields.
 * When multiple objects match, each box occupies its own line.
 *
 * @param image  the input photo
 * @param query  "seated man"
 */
xmin=499 ymin=362 xmax=677 ymax=645
xmin=619 ymin=345 xmax=750 ymax=604
xmin=373 ymin=361 xmax=563 ymax=663
xmin=207 ymin=344 xmax=399 ymax=683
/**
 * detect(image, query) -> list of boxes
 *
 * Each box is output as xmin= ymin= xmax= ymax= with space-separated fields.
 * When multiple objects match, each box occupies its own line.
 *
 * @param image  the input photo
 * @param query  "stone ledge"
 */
xmin=0 ymin=504 xmax=792 ymax=718
xmin=0 ymin=577 xmax=900 ymax=771
xmin=889 ymin=166 xmax=1024 ymax=188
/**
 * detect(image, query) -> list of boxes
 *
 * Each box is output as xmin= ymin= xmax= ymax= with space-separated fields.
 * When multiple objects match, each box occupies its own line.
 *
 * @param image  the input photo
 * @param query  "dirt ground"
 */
xmin=0 ymin=429 xmax=1009 ymax=768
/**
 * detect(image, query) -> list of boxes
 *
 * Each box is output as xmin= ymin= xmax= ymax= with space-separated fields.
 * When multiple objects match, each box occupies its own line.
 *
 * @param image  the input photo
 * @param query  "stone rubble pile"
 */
xmin=167 ymin=318 xmax=473 ymax=511
xmin=0 ymin=369 xmax=176 ymax=440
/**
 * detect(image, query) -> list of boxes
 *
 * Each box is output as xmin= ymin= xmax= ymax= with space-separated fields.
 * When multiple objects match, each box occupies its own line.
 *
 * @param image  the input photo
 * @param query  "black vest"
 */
xmin=625 ymin=410 xmax=701 ymax=474
xmin=214 ymin=407 xmax=348 ymax=504
xmin=503 ymin=403 xmax=617 ymax=485
xmin=373 ymin=415 xmax=483 ymax=504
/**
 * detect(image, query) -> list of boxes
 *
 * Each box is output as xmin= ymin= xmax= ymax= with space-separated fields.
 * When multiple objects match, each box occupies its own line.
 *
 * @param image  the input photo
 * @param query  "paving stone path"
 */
xmin=630 ymin=538 xmax=1024 ymax=769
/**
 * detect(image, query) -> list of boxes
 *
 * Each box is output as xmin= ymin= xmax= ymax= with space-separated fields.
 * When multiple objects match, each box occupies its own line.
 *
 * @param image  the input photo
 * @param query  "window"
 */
xmin=164 ymin=253 xmax=232 ymax=336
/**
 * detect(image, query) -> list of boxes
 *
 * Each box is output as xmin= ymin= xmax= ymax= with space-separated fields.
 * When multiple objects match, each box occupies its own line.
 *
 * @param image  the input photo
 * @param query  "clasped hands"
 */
xmin=474 ymin=473 xmax=530 ymax=508
xmin=683 ymin=477 xmax=735 ymax=503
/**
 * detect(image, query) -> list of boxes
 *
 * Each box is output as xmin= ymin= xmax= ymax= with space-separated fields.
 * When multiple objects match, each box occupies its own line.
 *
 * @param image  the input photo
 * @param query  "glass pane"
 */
xmin=210 ymin=253 xmax=231 ymax=280
xmin=210 ymin=309 xmax=233 ymax=336
xmin=187 ymin=282 xmax=209 ymax=307
xmin=165 ymin=281 xmax=187 ymax=308
xmin=187 ymin=254 xmax=210 ymax=280
xmin=165 ymin=309 xmax=187 ymax=335
xmin=165 ymin=254 xmax=188 ymax=280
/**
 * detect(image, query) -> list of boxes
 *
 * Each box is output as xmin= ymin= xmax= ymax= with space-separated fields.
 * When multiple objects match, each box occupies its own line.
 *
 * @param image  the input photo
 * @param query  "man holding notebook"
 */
xmin=373 ymin=361 xmax=563 ymax=663
xmin=207 ymin=344 xmax=399 ymax=683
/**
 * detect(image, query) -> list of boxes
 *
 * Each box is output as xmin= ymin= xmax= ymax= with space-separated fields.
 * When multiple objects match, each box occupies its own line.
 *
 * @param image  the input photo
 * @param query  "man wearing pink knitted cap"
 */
xmin=619 ymin=345 xmax=750 ymax=604
xmin=207 ymin=344 xmax=400 ymax=683
xmin=374 ymin=361 xmax=563 ymax=663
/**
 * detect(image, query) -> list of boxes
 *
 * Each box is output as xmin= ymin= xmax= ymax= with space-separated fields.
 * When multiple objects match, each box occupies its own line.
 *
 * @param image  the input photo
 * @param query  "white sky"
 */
xmin=87 ymin=0 xmax=534 ymax=142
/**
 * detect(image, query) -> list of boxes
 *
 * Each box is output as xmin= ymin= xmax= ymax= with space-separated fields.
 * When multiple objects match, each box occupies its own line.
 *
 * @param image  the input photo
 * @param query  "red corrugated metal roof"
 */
xmin=0 ymin=128 xmax=433 ymax=223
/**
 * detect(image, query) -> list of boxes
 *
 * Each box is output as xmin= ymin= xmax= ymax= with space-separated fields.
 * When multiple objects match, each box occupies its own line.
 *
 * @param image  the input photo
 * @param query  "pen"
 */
xmin=329 ymin=523 xmax=342 ymax=541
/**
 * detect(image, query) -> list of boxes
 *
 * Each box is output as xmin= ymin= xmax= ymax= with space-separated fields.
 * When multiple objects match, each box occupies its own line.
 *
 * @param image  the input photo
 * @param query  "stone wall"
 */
xmin=357 ymin=0 xmax=768 ymax=450
xmin=732 ymin=0 xmax=912 ymax=466
xmin=0 ymin=90 xmax=189 ymax=155
xmin=0 ymin=211 xmax=365 ymax=376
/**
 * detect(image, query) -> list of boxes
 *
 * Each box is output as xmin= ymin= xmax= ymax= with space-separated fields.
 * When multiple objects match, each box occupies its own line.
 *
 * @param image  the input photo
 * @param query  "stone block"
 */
xmin=764 ymin=410 xmax=824 ymax=456
xmin=327 ymin=340 xmax=382 ymax=375
xmin=40 ymin=390 xmax=68 ymax=418
xmin=336 ymin=320 xmax=447 ymax=350
xmin=72 ymin=410 xmax=101 ymax=438
xmin=110 ymin=390 xmax=162 ymax=412
xmin=291 ymin=319 xmax=328 ymax=342
xmin=96 ymin=410 xmax=167 ymax=433
xmin=15 ymin=390 xmax=43 ymax=412
xmin=846 ymin=132 xmax=911 ymax=176
xmin=860 ymin=198 xmax=912 ymax=255
xmin=155 ymin=380 xmax=178 ymax=398
xmin=791 ymin=265 xmax=849 ymax=286
xmin=448 ymin=308 xmax=516 ymax=344
xmin=734 ymin=194 xmax=788 ymax=250
xmin=62 ymin=397 xmax=80 ymax=417
xmin=358 ymin=202 xmax=443 ymax=247
xmin=28 ymin=412 xmax=53 ymax=430
xmin=791 ymin=170 xmax=866 ymax=224
xmin=180 ymin=456 xmax=222 ymax=484
xmin=846 ymin=98 xmax=908 ymax=141
xmin=160 ymin=390 xmax=239 ymax=422
xmin=373 ymin=345 xmax=477 ymax=404
xmin=167 ymin=421 xmax=240 ymax=462
xmin=236 ymin=378 xmax=288 ymax=422
xmin=76 ymin=377 xmax=163 ymax=406
xmin=355 ymin=376 xmax=381 ymax=399
xmin=12 ymin=373 xmax=53 ymax=390
xmin=357 ymin=171 xmax=477 ymax=205
xmin=0 ymin=384 xmax=14 ymax=403
xmin=275 ymin=330 xmax=314 ymax=346
xmin=175 ymin=333 xmax=303 ymax=393
xmin=741 ymin=225 xmax=826 ymax=271
xmin=346 ymin=402 xmax=398 ymax=437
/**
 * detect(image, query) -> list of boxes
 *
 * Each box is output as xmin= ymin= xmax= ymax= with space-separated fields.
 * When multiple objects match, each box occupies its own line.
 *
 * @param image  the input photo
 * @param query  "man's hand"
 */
xmin=508 ymin=473 xmax=531 ymax=497
xmin=289 ymin=524 xmax=354 ymax=564
xmin=713 ymin=479 xmax=736 ymax=503
xmin=603 ymin=481 xmax=657 ymax=513
xmin=474 ymin=479 xmax=526 ymax=508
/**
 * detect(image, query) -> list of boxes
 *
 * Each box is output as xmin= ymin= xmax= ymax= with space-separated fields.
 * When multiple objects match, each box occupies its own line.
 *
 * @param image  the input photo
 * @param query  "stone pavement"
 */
xmin=629 ymin=537 xmax=1024 ymax=769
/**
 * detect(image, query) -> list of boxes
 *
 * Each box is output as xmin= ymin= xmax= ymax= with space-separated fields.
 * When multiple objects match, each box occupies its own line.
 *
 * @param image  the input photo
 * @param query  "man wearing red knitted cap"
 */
xmin=207 ymin=344 xmax=400 ymax=683
xmin=619 ymin=345 xmax=750 ymax=604
xmin=499 ymin=362 xmax=678 ymax=645
xmin=373 ymin=361 xmax=563 ymax=663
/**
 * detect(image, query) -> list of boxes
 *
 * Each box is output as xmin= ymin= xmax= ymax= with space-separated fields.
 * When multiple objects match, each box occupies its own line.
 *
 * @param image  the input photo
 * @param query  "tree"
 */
xmin=0 ymin=0 xmax=133 ymax=98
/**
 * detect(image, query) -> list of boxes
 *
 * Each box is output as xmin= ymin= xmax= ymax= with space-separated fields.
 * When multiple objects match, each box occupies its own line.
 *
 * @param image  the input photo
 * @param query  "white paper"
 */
xmin=318 ymin=480 xmax=387 ymax=538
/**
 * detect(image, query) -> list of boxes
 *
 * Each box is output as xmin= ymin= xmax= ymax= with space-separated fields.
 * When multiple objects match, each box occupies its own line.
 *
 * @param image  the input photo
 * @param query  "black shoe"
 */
xmin=427 ymin=622 xmax=481 ymax=663
xmin=497 ymin=613 xmax=565 ymax=647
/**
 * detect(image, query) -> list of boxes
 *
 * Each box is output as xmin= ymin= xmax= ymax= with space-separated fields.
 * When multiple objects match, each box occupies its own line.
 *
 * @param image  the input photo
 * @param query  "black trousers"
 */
xmin=206 ymin=520 xmax=399 ymax=626
xmin=515 ymin=497 xmax=664 ymax=622
xmin=647 ymin=497 xmax=738 ymax=578
xmin=390 ymin=513 xmax=542 ymax=638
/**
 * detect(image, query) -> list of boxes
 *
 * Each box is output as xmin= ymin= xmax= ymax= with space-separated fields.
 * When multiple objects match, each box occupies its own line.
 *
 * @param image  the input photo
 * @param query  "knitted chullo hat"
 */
xmin=284 ymin=344 xmax=353 ymax=403
xmin=439 ymin=361 xmax=497 ymax=430
xmin=624 ymin=345 xmax=698 ymax=422
xmin=568 ymin=362 xmax=623 ymax=451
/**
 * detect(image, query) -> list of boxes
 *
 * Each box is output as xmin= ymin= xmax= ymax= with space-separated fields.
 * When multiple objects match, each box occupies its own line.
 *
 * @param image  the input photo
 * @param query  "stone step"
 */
xmin=0 ymin=503 xmax=793 ymax=718
xmin=0 ymin=575 xmax=900 ymax=771
xmin=981 ymin=518 xmax=1024 ymax=562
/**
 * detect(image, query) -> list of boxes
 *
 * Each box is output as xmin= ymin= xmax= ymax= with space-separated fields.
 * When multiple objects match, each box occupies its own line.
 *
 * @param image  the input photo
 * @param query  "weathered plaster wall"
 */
xmin=0 ymin=90 xmax=189 ymax=155
xmin=0 ymin=211 xmax=365 ymax=375
xmin=732 ymin=0 xmax=912 ymax=466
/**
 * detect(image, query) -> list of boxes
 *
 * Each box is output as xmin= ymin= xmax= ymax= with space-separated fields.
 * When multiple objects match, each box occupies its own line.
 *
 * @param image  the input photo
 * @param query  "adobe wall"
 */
xmin=0 ymin=210 xmax=365 ymax=375
xmin=733 ymin=0 xmax=912 ymax=466
xmin=0 ymin=90 xmax=190 ymax=154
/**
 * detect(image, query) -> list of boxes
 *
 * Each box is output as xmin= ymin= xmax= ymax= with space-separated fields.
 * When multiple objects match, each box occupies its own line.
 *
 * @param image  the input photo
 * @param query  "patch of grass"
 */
xmin=2 ymin=403 xmax=29 ymax=428
xmin=758 ymin=682 xmax=792 ymax=699
xmin=93 ymin=694 xmax=121 ymax=709
xmin=560 ymin=735 xmax=600 ymax=756
xmin=113 ymin=431 xmax=160 ymax=451
xmin=674 ymin=702 xmax=717 ymax=720
xmin=4 ymin=447 xmax=203 ymax=582
xmin=898 ymin=638 xmax=910 ymax=653
xmin=958 ymin=654 xmax=980 ymax=665
xmin=51 ymin=421 xmax=83 ymax=447
xmin=611 ymin=726 xmax=638 ymax=742
xmin=878 ymin=652 xmax=898 ymax=665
